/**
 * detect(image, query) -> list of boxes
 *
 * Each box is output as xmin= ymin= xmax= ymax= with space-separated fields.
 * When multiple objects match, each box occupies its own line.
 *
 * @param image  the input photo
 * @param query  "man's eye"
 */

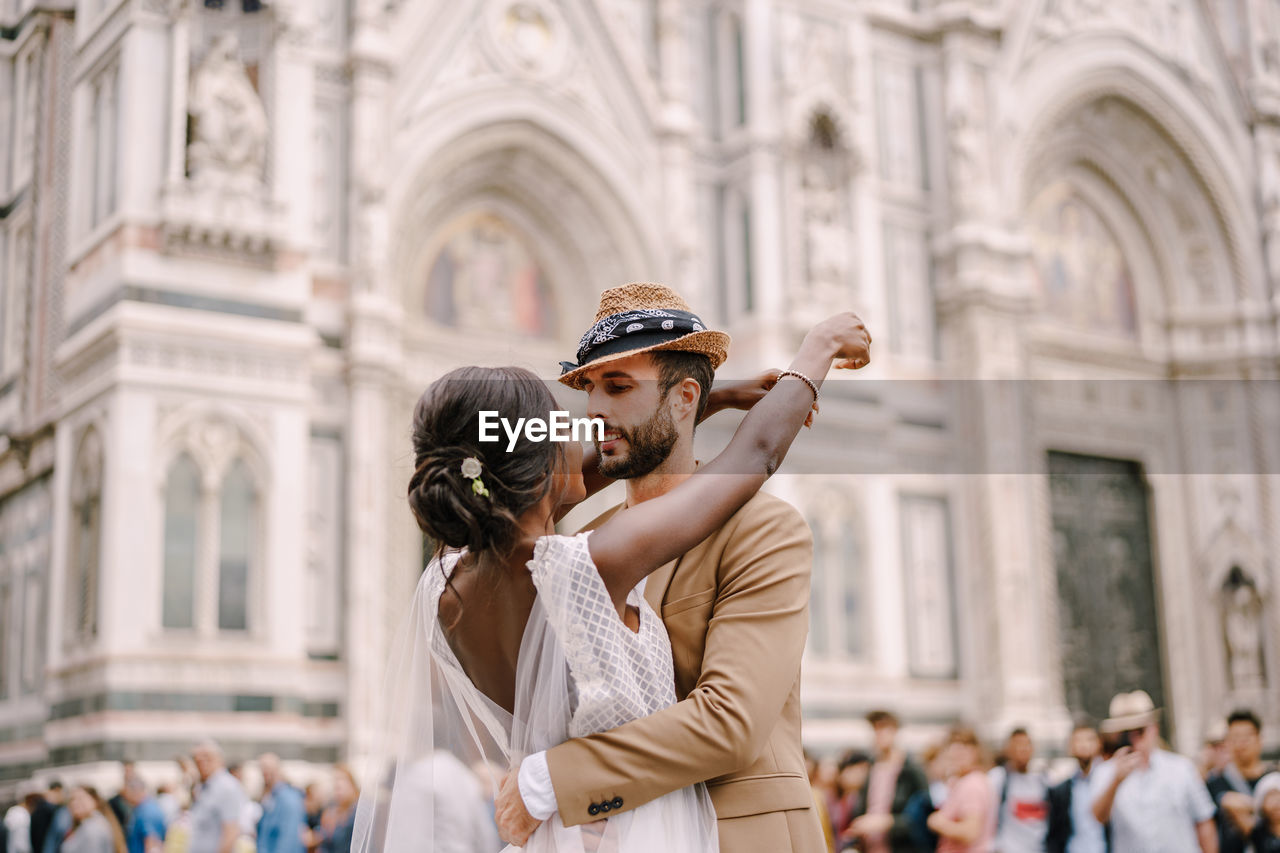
xmin=608 ymin=383 xmax=630 ymax=393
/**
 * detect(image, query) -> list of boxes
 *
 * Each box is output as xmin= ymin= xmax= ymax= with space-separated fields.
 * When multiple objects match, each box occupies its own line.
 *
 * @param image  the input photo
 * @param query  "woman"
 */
xmin=62 ymin=789 xmax=124 ymax=853
xmin=305 ymin=768 xmax=358 ymax=853
xmin=928 ymin=726 xmax=995 ymax=853
xmin=829 ymin=750 xmax=871 ymax=844
xmin=352 ymin=311 xmax=871 ymax=852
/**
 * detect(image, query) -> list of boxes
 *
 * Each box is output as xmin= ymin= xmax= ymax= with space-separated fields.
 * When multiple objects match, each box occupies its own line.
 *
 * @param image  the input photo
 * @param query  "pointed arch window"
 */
xmin=67 ymin=428 xmax=104 ymax=646
xmin=162 ymin=454 xmax=201 ymax=630
xmin=805 ymin=502 xmax=867 ymax=661
xmin=218 ymin=459 xmax=256 ymax=631
xmin=162 ymin=447 xmax=263 ymax=635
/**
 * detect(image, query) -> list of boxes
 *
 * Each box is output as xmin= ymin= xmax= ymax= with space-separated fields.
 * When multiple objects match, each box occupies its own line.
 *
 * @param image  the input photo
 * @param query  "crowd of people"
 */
xmin=1 ymin=688 xmax=1276 ymax=853
xmin=1 ymin=743 xmax=366 ymax=853
xmin=809 ymin=694 xmax=1279 ymax=853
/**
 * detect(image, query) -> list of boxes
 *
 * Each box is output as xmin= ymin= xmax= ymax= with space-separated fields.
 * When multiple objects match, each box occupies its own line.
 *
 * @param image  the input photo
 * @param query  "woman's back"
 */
xmin=435 ymin=548 xmax=539 ymax=714
xmin=427 ymin=534 xmax=675 ymax=740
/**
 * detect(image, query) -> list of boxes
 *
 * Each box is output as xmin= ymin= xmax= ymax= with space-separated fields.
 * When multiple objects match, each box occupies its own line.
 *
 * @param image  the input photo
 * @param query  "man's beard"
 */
xmin=597 ymin=403 xmax=679 ymax=479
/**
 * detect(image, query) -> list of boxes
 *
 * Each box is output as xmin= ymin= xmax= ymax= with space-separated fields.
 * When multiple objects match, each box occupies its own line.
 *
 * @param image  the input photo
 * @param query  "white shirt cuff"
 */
xmin=518 ymin=752 xmax=558 ymax=821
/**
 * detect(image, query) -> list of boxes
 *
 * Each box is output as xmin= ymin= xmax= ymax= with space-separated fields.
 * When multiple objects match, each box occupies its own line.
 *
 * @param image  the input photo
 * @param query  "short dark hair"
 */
xmin=1227 ymin=708 xmax=1262 ymax=733
xmin=866 ymin=709 xmax=900 ymax=728
xmin=1008 ymin=727 xmax=1031 ymax=740
xmin=48 ymin=781 xmax=63 ymax=791
xmin=651 ymin=351 xmax=714 ymax=424
xmin=838 ymin=749 xmax=871 ymax=771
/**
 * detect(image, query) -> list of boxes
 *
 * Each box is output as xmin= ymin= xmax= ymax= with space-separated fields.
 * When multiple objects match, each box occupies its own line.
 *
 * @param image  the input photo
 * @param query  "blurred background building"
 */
xmin=0 ymin=0 xmax=1278 ymax=792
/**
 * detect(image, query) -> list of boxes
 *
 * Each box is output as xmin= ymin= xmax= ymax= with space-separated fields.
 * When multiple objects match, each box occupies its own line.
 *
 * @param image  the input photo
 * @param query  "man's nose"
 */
xmin=586 ymin=388 xmax=609 ymax=422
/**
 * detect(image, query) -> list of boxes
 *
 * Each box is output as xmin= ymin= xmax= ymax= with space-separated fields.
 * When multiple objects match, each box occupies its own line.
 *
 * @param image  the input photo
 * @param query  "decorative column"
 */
xmin=933 ymin=5 xmax=1067 ymax=736
xmin=165 ymin=1 xmax=192 ymax=188
xmin=344 ymin=0 xmax=399 ymax=768
xmin=655 ymin=0 xmax=699 ymax=302
xmin=744 ymin=0 xmax=787 ymax=366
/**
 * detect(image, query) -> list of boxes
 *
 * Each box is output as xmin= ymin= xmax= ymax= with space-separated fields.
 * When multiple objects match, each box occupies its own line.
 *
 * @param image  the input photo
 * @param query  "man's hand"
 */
xmin=494 ymin=770 xmax=542 ymax=847
xmin=1219 ymin=791 xmax=1257 ymax=834
xmin=926 ymin=811 xmax=946 ymax=833
xmin=707 ymin=370 xmax=819 ymax=427
xmin=1112 ymin=746 xmax=1143 ymax=783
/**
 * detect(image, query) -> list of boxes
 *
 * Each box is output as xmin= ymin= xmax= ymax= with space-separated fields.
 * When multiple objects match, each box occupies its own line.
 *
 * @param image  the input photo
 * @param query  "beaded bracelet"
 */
xmin=777 ymin=369 xmax=819 ymax=403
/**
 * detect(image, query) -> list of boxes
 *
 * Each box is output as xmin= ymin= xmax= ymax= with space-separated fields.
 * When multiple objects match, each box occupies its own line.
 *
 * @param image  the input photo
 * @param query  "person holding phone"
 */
xmin=1091 ymin=691 xmax=1218 ymax=853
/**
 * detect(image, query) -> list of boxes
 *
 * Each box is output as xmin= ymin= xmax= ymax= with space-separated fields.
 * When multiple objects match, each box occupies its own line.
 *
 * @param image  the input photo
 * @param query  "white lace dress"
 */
xmin=427 ymin=532 xmax=719 ymax=853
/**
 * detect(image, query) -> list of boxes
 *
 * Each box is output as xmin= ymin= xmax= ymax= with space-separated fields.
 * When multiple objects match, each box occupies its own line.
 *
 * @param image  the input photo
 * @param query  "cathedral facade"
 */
xmin=0 ymin=0 xmax=1277 ymax=790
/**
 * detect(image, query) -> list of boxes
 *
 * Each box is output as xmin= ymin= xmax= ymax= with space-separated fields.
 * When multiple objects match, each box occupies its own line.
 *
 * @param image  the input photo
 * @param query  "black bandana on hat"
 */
xmin=559 ymin=309 xmax=708 ymax=375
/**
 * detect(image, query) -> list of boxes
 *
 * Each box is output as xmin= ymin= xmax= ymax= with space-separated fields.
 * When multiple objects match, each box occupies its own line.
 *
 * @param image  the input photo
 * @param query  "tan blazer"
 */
xmin=545 ymin=491 xmax=827 ymax=852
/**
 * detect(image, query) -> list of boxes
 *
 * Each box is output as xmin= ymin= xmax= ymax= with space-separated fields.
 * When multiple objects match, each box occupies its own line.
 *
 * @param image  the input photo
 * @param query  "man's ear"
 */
xmin=670 ymin=377 xmax=701 ymax=422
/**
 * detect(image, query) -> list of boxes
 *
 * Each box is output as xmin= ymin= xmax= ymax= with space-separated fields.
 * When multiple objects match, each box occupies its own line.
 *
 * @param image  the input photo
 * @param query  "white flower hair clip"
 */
xmin=460 ymin=456 xmax=490 ymax=498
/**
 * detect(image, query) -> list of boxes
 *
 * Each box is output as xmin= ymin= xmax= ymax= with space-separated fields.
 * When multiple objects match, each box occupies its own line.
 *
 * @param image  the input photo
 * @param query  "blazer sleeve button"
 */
xmin=599 ymin=803 xmax=611 ymax=813
xmin=611 ymin=797 xmax=623 ymax=809
xmin=587 ymin=804 xmax=600 ymax=816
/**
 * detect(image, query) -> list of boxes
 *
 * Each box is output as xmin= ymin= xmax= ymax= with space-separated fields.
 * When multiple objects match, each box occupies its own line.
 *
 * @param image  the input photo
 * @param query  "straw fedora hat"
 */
xmin=558 ymin=283 xmax=730 ymax=389
xmin=1100 ymin=689 xmax=1161 ymax=734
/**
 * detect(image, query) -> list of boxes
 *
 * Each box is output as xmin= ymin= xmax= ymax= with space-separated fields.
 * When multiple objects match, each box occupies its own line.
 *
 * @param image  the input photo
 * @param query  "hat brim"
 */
xmin=558 ymin=330 xmax=731 ymax=390
xmin=1100 ymin=709 xmax=1161 ymax=734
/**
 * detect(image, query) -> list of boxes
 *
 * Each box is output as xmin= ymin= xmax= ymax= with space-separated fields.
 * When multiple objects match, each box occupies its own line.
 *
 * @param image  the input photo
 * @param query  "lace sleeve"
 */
xmin=525 ymin=533 xmax=617 ymax=655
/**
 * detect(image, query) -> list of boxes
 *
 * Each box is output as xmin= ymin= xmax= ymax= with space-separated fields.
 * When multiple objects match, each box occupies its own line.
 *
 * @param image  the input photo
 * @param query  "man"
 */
xmin=1045 ymin=720 xmax=1107 ymax=853
xmin=32 ymin=783 xmax=66 ymax=853
xmin=1207 ymin=709 xmax=1275 ymax=853
xmin=991 ymin=728 xmax=1050 ymax=853
xmin=844 ymin=710 xmax=929 ymax=853
xmin=495 ymin=283 xmax=869 ymax=851
xmin=121 ymin=776 xmax=167 ymax=853
xmin=255 ymin=755 xmax=305 ymax=853
xmin=1091 ymin=690 xmax=1218 ymax=853
xmin=109 ymin=763 xmax=138 ymax=837
xmin=188 ymin=741 xmax=247 ymax=853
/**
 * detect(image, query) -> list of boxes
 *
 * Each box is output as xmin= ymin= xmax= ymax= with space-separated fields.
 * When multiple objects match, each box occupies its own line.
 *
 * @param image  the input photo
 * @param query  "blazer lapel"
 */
xmin=645 ymin=557 xmax=679 ymax=612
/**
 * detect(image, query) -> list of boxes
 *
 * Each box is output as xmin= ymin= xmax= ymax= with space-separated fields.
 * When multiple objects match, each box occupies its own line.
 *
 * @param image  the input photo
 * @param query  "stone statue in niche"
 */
xmin=801 ymin=111 xmax=849 ymax=299
xmin=1223 ymin=569 xmax=1266 ymax=691
xmin=187 ymin=32 xmax=269 ymax=191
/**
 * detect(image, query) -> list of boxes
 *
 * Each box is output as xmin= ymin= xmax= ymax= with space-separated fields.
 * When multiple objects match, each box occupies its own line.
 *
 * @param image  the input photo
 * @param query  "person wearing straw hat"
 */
xmin=1090 ymin=690 xmax=1218 ymax=853
xmin=495 ymin=283 xmax=859 ymax=852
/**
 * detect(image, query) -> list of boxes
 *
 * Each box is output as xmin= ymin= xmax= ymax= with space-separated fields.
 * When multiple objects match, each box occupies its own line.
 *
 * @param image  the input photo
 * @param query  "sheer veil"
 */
xmin=349 ymin=550 xmax=574 ymax=853
xmin=351 ymin=539 xmax=718 ymax=853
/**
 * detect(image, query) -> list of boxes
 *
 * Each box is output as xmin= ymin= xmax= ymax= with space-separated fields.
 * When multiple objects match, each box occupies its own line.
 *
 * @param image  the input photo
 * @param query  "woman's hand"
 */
xmin=805 ymin=311 xmax=872 ymax=370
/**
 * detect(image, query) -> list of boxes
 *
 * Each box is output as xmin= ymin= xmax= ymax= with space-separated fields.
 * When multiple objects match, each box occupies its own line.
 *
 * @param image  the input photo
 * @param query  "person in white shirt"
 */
xmin=1091 ymin=691 xmax=1218 ymax=853
xmin=4 ymin=789 xmax=33 ymax=853
xmin=989 ymin=728 xmax=1049 ymax=853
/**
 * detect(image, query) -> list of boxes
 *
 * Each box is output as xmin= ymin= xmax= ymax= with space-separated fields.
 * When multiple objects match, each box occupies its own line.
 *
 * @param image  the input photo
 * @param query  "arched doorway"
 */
xmin=1019 ymin=91 xmax=1246 ymax=744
